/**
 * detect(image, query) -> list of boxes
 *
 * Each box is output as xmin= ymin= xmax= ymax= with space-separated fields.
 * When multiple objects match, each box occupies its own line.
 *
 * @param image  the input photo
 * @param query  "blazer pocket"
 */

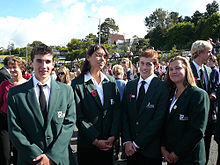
xmin=53 ymin=110 xmax=66 ymax=124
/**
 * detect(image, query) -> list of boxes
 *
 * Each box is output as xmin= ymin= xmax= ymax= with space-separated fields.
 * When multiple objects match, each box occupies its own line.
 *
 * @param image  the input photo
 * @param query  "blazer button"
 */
xmin=46 ymin=136 xmax=51 ymax=140
xmin=136 ymin=122 xmax=139 ymax=125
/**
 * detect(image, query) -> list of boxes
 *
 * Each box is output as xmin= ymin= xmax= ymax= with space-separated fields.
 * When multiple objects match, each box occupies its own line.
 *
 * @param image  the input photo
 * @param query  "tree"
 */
xmin=205 ymin=0 xmax=219 ymax=18
xmin=200 ymin=12 xmax=220 ymax=40
xmin=191 ymin=11 xmax=204 ymax=26
xmin=145 ymin=26 xmax=167 ymax=50
xmin=130 ymin=38 xmax=150 ymax=56
xmin=145 ymin=8 xmax=168 ymax=29
xmin=166 ymin=22 xmax=195 ymax=50
xmin=100 ymin=18 xmax=119 ymax=43
xmin=84 ymin=33 xmax=97 ymax=43
xmin=29 ymin=41 xmax=44 ymax=47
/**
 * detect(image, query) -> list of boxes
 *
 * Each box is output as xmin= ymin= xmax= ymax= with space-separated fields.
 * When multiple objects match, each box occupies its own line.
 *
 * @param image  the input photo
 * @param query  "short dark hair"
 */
xmin=30 ymin=44 xmax=53 ymax=61
xmin=3 ymin=56 xmax=12 ymax=67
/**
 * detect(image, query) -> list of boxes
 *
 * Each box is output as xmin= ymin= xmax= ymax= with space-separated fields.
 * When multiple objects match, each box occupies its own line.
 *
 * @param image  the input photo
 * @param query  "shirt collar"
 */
xmin=192 ymin=60 xmax=204 ymax=71
xmin=138 ymin=74 xmax=155 ymax=85
xmin=33 ymin=75 xmax=51 ymax=88
xmin=84 ymin=71 xmax=109 ymax=83
xmin=3 ymin=66 xmax=10 ymax=74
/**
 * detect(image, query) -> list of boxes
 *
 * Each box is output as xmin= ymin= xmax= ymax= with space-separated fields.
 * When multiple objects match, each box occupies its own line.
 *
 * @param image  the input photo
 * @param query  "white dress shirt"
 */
xmin=192 ymin=60 xmax=208 ymax=90
xmin=84 ymin=71 xmax=109 ymax=105
xmin=33 ymin=76 xmax=51 ymax=111
xmin=136 ymin=74 xmax=155 ymax=98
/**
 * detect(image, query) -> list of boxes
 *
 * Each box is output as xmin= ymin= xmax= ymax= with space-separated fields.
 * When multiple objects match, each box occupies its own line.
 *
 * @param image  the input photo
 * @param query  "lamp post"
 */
xmin=88 ymin=16 xmax=101 ymax=45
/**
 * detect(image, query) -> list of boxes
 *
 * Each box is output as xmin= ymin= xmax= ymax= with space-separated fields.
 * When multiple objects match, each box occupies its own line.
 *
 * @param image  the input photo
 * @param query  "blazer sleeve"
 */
xmin=134 ymin=83 xmax=169 ymax=148
xmin=121 ymin=85 xmax=132 ymax=143
xmin=110 ymin=81 xmax=121 ymax=138
xmin=172 ymin=89 xmax=209 ymax=158
xmin=45 ymin=85 xmax=76 ymax=164
xmin=7 ymin=89 xmax=43 ymax=163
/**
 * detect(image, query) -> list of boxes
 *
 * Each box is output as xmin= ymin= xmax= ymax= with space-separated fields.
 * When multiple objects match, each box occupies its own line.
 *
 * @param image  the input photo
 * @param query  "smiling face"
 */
xmin=139 ymin=57 xmax=155 ymax=79
xmin=169 ymin=60 xmax=186 ymax=85
xmin=9 ymin=63 xmax=23 ymax=79
xmin=87 ymin=48 xmax=107 ymax=71
xmin=30 ymin=53 xmax=54 ymax=83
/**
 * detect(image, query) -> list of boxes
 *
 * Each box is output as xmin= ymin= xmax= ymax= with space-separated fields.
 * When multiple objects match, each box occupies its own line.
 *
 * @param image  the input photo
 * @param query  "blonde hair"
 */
xmin=191 ymin=40 xmax=213 ymax=59
xmin=121 ymin=58 xmax=133 ymax=73
xmin=56 ymin=66 xmax=70 ymax=84
xmin=165 ymin=56 xmax=197 ymax=90
xmin=112 ymin=64 xmax=124 ymax=79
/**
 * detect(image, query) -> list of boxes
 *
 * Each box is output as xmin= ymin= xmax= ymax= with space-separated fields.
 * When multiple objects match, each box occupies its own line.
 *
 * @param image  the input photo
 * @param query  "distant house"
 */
xmin=109 ymin=34 xmax=125 ymax=45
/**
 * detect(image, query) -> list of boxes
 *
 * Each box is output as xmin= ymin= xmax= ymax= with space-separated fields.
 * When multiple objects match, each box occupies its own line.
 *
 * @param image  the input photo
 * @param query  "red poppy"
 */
xmin=91 ymin=90 xmax=97 ymax=97
xmin=129 ymin=94 xmax=132 ymax=100
xmin=194 ymin=77 xmax=198 ymax=82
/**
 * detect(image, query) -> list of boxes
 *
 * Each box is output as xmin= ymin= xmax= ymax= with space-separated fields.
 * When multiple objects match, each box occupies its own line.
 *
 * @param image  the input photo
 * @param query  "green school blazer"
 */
xmin=162 ymin=86 xmax=209 ymax=165
xmin=7 ymin=78 xmax=76 ymax=165
xmin=71 ymin=74 xmax=121 ymax=149
xmin=121 ymin=76 xmax=169 ymax=158
xmin=190 ymin=61 xmax=212 ymax=94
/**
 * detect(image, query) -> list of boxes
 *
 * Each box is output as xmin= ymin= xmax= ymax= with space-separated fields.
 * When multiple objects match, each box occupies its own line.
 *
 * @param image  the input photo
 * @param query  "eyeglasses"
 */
xmin=57 ymin=72 xmax=65 ymax=76
xmin=121 ymin=61 xmax=126 ymax=64
xmin=95 ymin=53 xmax=108 ymax=59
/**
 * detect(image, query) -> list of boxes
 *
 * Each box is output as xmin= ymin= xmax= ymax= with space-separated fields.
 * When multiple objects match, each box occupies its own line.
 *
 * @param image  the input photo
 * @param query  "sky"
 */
xmin=0 ymin=0 xmax=219 ymax=48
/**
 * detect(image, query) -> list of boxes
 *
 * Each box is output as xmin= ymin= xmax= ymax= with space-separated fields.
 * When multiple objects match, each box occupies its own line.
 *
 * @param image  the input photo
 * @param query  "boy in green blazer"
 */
xmin=7 ymin=44 xmax=76 ymax=165
xmin=121 ymin=49 xmax=169 ymax=165
xmin=190 ymin=40 xmax=216 ymax=164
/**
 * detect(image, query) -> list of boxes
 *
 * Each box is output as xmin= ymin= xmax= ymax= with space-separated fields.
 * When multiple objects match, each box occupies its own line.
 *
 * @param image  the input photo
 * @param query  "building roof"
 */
xmin=109 ymin=34 xmax=125 ymax=43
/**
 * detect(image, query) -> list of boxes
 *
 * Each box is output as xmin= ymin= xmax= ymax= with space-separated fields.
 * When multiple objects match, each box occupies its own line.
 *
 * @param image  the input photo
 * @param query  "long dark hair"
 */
xmin=80 ymin=44 xmax=109 ymax=75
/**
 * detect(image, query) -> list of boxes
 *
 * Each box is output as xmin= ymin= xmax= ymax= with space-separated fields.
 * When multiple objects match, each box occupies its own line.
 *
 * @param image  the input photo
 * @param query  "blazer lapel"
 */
xmin=168 ymin=86 xmax=190 ymax=118
xmin=26 ymin=79 xmax=44 ymax=128
xmin=190 ymin=61 xmax=204 ymax=89
xmin=46 ymin=80 xmax=59 ymax=127
xmin=84 ymin=79 xmax=103 ymax=110
xmin=102 ymin=79 xmax=111 ymax=109
xmin=127 ymin=79 xmax=139 ymax=119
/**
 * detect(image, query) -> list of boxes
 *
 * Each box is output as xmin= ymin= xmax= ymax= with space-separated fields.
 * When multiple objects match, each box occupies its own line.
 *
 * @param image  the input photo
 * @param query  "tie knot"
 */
xmin=141 ymin=81 xmax=146 ymax=86
xmin=37 ymin=84 xmax=47 ymax=89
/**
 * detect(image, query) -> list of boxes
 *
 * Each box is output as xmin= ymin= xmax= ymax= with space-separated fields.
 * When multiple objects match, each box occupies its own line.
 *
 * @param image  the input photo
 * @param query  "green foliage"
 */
xmin=200 ymin=12 xmax=220 ymax=40
xmin=145 ymin=26 xmax=167 ymax=50
xmin=145 ymin=1 xmax=220 ymax=51
xmin=205 ymin=0 xmax=219 ymax=18
xmin=100 ymin=18 xmax=119 ymax=43
xmin=167 ymin=22 xmax=195 ymax=50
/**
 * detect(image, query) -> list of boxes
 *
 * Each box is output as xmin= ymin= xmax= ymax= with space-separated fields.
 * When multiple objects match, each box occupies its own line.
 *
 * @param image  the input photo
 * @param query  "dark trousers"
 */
xmin=77 ymin=147 xmax=113 ymax=165
xmin=0 ymin=112 xmax=17 ymax=165
xmin=0 ymin=112 xmax=10 ymax=165
xmin=127 ymin=152 xmax=162 ymax=165
xmin=204 ymin=123 xmax=215 ymax=165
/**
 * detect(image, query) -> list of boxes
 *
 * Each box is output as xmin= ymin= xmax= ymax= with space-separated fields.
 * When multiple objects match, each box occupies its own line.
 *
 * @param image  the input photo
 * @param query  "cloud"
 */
xmin=116 ymin=15 xmax=147 ymax=39
xmin=61 ymin=0 xmax=78 ymax=8
xmin=41 ymin=0 xmax=52 ymax=3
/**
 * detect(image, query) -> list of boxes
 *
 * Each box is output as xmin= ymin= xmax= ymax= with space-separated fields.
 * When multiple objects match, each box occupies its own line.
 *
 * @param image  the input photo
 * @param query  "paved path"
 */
xmin=70 ymin=128 xmax=218 ymax=165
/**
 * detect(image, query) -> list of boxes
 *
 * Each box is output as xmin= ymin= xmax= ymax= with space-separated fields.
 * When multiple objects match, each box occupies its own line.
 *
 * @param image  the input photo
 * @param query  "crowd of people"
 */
xmin=0 ymin=40 xmax=220 ymax=165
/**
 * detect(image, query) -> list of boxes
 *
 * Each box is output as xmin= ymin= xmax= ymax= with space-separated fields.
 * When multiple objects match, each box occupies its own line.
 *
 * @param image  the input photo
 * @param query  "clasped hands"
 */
xmin=92 ymin=136 xmax=115 ymax=151
xmin=125 ymin=141 xmax=137 ymax=156
xmin=161 ymin=146 xmax=179 ymax=163
xmin=33 ymin=154 xmax=54 ymax=165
